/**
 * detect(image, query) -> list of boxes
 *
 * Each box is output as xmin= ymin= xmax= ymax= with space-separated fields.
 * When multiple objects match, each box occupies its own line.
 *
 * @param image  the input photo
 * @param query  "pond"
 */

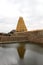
xmin=0 ymin=43 xmax=43 ymax=65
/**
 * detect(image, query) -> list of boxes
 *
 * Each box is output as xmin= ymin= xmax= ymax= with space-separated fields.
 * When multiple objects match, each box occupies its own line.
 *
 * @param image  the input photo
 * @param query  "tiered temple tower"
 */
xmin=16 ymin=17 xmax=27 ymax=32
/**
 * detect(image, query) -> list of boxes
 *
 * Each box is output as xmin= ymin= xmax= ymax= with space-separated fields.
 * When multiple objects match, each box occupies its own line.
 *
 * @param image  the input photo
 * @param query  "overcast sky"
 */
xmin=0 ymin=0 xmax=43 ymax=33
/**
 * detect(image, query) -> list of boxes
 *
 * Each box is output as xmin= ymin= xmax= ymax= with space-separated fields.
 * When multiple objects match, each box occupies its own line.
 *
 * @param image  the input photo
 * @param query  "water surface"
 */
xmin=0 ymin=43 xmax=43 ymax=65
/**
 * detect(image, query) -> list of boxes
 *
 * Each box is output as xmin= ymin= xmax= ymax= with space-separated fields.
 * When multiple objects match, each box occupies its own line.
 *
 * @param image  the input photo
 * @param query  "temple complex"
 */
xmin=0 ymin=17 xmax=43 ymax=59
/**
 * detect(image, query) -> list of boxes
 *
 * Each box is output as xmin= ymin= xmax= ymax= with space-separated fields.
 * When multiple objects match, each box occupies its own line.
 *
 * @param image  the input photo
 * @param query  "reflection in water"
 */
xmin=0 ymin=44 xmax=43 ymax=65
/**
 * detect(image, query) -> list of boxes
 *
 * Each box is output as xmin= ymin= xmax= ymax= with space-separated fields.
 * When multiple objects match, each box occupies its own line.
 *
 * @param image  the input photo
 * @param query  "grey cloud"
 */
xmin=0 ymin=17 xmax=18 ymax=24
xmin=0 ymin=0 xmax=43 ymax=32
xmin=7 ymin=0 xmax=39 ymax=18
xmin=5 ymin=0 xmax=43 ymax=19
